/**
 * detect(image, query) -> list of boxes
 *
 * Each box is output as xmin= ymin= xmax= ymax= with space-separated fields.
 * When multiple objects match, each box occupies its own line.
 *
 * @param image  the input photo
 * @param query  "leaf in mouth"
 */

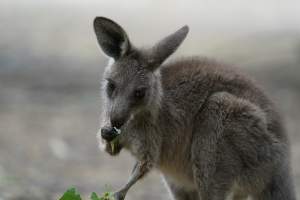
xmin=110 ymin=127 xmax=121 ymax=154
xmin=110 ymin=136 xmax=119 ymax=154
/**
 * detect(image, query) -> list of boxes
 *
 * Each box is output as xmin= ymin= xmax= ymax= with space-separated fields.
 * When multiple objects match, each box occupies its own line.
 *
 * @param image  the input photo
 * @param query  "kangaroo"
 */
xmin=94 ymin=17 xmax=296 ymax=200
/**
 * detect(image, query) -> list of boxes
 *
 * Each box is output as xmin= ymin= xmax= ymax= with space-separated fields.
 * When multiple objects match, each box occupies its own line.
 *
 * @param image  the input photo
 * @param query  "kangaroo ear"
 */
xmin=147 ymin=25 xmax=189 ymax=69
xmin=94 ymin=17 xmax=131 ymax=60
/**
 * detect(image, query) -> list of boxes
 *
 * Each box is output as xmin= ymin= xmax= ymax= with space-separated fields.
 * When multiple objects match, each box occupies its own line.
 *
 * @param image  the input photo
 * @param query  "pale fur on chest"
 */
xmin=122 ymin=109 xmax=195 ymax=189
xmin=160 ymin=160 xmax=196 ymax=190
xmin=158 ymin=131 xmax=195 ymax=190
xmin=121 ymin=115 xmax=162 ymax=162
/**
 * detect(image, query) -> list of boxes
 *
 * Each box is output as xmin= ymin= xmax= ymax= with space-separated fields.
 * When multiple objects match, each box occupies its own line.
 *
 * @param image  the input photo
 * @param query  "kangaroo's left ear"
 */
xmin=94 ymin=17 xmax=131 ymax=60
xmin=147 ymin=25 xmax=189 ymax=70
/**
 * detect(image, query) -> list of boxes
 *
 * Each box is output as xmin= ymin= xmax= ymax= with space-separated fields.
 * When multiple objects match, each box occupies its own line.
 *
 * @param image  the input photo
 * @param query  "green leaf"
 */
xmin=59 ymin=187 xmax=114 ymax=200
xmin=59 ymin=188 xmax=82 ymax=200
xmin=102 ymin=192 xmax=114 ymax=200
xmin=90 ymin=192 xmax=101 ymax=200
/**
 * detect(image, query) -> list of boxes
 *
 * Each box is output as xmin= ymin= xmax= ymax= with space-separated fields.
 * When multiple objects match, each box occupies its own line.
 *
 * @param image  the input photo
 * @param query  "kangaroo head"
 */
xmin=94 ymin=17 xmax=189 ymax=130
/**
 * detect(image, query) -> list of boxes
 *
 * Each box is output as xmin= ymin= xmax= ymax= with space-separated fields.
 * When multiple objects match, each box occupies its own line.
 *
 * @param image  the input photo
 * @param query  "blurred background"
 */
xmin=0 ymin=0 xmax=300 ymax=199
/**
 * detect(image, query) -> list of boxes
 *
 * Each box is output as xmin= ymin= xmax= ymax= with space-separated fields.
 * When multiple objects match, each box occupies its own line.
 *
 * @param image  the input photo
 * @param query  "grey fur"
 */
xmin=94 ymin=17 xmax=296 ymax=200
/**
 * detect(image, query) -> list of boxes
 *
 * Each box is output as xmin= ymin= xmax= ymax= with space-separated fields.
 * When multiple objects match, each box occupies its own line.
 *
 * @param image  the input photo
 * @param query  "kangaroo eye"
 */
xmin=134 ymin=88 xmax=146 ymax=99
xmin=106 ymin=80 xmax=116 ymax=97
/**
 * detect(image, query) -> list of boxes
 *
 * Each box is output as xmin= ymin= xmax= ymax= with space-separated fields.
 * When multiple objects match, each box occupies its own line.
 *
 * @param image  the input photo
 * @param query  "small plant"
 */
xmin=59 ymin=188 xmax=114 ymax=200
xmin=91 ymin=191 xmax=114 ymax=200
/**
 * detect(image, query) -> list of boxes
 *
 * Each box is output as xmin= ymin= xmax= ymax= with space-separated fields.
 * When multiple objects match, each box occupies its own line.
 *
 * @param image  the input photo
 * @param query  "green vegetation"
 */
xmin=59 ymin=188 xmax=114 ymax=200
xmin=110 ymin=136 xmax=120 ymax=154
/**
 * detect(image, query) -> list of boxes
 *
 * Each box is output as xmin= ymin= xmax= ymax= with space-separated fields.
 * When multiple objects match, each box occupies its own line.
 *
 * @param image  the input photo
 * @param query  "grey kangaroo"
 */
xmin=93 ymin=17 xmax=296 ymax=200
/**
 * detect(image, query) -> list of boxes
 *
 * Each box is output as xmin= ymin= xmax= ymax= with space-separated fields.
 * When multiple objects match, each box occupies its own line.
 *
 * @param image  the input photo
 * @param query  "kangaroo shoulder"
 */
xmin=160 ymin=57 xmax=220 ymax=89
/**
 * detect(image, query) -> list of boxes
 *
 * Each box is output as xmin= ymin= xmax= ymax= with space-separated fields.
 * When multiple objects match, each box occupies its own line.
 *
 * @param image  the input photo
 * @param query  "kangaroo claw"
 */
xmin=113 ymin=190 xmax=126 ymax=200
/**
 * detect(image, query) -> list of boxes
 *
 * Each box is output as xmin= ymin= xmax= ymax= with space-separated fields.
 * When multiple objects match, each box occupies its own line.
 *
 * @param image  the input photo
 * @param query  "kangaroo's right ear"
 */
xmin=94 ymin=17 xmax=131 ymax=60
xmin=146 ymin=25 xmax=189 ymax=70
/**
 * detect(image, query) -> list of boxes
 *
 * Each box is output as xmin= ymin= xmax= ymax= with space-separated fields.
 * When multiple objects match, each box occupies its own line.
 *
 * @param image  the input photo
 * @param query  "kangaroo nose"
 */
xmin=101 ymin=126 xmax=118 ymax=142
xmin=111 ymin=118 xmax=125 ymax=129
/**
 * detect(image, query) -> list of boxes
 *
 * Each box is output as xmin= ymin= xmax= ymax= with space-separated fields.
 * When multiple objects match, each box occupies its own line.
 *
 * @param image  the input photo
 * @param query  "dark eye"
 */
xmin=106 ymin=80 xmax=116 ymax=97
xmin=134 ymin=88 xmax=146 ymax=99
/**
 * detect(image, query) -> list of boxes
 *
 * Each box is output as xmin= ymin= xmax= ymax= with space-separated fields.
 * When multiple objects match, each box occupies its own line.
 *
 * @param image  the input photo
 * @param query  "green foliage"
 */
xmin=91 ymin=191 xmax=114 ymax=200
xmin=59 ymin=188 xmax=114 ymax=200
xmin=59 ymin=188 xmax=82 ymax=200
xmin=90 ymin=192 xmax=101 ymax=200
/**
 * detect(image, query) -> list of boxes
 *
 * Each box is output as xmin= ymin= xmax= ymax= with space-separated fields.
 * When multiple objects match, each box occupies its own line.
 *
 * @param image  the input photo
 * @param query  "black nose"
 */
xmin=110 ymin=118 xmax=125 ymax=129
xmin=101 ymin=126 xmax=119 ymax=142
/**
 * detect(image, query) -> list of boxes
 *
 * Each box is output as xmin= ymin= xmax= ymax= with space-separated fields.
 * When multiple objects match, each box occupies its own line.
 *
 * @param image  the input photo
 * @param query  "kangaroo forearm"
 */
xmin=125 ymin=161 xmax=150 ymax=189
xmin=113 ymin=161 xmax=151 ymax=200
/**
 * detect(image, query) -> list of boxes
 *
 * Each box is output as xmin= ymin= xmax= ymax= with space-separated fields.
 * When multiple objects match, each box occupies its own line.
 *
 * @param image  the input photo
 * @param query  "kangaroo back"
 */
xmin=93 ymin=17 xmax=296 ymax=200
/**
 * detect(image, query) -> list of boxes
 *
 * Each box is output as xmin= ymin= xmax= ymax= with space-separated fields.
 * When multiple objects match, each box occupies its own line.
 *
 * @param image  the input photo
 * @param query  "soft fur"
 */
xmin=94 ymin=17 xmax=296 ymax=200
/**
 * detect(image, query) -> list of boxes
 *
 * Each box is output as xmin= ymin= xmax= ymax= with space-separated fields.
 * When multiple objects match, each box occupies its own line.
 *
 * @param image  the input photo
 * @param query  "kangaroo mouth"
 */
xmin=113 ymin=127 xmax=122 ymax=134
xmin=99 ymin=126 xmax=124 ymax=156
xmin=107 ymin=136 xmax=123 ymax=156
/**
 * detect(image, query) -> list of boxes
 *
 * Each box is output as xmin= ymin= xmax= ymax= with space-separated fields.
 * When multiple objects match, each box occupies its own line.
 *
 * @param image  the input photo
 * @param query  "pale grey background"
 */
xmin=0 ymin=0 xmax=300 ymax=199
